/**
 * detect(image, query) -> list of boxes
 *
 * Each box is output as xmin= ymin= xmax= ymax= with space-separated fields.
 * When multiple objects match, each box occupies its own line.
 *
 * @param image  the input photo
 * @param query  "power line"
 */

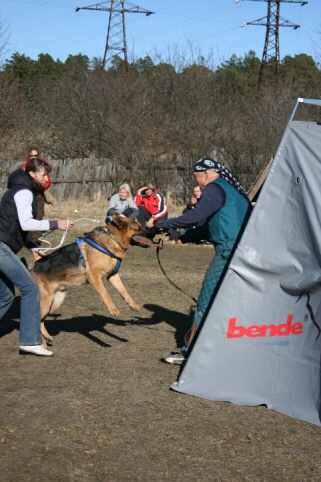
xmin=76 ymin=1 xmax=154 ymax=72
xmin=239 ymin=0 xmax=308 ymax=87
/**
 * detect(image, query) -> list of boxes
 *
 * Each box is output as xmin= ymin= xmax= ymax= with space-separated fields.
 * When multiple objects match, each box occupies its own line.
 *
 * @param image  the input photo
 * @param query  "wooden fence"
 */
xmin=0 ymin=158 xmax=191 ymax=205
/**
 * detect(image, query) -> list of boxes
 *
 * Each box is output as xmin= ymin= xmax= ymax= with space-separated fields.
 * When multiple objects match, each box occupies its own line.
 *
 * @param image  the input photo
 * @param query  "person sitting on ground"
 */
xmin=160 ymin=157 xmax=252 ymax=365
xmin=105 ymin=183 xmax=139 ymax=223
xmin=21 ymin=147 xmax=51 ymax=253
xmin=0 ymin=158 xmax=74 ymax=357
xmin=182 ymin=185 xmax=202 ymax=214
xmin=134 ymin=182 xmax=168 ymax=232
xmin=182 ymin=184 xmax=208 ymax=244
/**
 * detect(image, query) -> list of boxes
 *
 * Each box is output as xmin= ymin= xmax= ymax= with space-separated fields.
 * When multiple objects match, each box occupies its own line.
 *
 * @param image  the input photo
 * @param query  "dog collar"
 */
xmin=75 ymin=236 xmax=121 ymax=275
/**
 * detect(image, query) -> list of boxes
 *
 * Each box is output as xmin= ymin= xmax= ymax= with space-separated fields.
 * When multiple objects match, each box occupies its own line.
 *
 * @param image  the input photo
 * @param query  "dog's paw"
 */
xmin=109 ymin=307 xmax=120 ymax=317
xmin=129 ymin=302 xmax=140 ymax=311
xmin=43 ymin=335 xmax=53 ymax=345
xmin=41 ymin=328 xmax=53 ymax=344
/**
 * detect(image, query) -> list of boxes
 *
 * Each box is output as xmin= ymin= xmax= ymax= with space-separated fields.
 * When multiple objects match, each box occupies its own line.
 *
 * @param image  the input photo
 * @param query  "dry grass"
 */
xmin=0 ymin=201 xmax=321 ymax=481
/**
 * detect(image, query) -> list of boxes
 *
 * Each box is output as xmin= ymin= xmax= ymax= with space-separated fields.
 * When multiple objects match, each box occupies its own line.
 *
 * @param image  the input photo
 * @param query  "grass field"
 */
xmin=1 ymin=201 xmax=321 ymax=481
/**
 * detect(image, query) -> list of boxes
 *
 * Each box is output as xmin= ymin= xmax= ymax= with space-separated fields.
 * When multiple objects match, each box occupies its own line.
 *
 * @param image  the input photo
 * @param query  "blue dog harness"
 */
xmin=75 ymin=236 xmax=121 ymax=275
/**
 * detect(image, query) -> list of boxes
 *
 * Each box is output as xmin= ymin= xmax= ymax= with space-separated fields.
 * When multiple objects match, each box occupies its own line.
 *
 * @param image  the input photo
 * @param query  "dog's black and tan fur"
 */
xmin=31 ymin=214 xmax=150 ymax=344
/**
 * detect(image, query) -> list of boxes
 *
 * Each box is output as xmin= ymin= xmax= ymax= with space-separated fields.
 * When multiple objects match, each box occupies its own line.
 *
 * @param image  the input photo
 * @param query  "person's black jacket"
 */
xmin=0 ymin=170 xmax=37 ymax=253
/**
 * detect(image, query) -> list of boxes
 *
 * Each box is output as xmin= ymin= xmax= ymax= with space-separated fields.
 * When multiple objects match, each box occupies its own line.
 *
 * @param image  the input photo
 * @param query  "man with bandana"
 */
xmin=161 ymin=157 xmax=252 ymax=365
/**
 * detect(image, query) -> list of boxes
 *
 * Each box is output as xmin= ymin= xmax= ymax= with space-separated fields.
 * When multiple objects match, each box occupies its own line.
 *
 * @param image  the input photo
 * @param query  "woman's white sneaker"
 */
xmin=19 ymin=345 xmax=53 ymax=356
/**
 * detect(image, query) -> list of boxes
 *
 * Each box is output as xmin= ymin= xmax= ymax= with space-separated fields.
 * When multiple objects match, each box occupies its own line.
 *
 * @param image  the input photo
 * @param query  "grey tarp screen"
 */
xmin=172 ymin=101 xmax=321 ymax=425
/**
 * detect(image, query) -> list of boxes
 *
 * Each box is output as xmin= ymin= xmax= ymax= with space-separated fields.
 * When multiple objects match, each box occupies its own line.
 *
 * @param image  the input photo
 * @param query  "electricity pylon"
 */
xmin=76 ymin=1 xmax=154 ymax=72
xmin=239 ymin=0 xmax=308 ymax=87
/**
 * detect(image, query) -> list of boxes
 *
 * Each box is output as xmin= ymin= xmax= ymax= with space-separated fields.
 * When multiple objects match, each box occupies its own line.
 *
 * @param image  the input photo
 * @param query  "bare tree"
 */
xmin=0 ymin=16 xmax=10 ymax=68
xmin=1 ymin=36 xmax=320 ymax=200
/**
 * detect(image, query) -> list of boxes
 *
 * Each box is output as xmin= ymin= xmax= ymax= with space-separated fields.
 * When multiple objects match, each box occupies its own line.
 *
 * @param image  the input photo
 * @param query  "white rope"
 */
xmin=36 ymin=217 xmax=103 ymax=254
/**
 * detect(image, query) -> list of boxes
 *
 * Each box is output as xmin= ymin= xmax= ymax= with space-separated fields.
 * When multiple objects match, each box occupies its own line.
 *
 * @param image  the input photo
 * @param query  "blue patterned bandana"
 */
xmin=194 ymin=157 xmax=248 ymax=200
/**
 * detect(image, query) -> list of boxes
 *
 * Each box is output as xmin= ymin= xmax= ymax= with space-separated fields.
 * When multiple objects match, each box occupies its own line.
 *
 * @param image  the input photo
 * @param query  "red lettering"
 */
xmin=247 ymin=325 xmax=261 ymax=337
xmin=227 ymin=314 xmax=303 ymax=339
xmin=292 ymin=322 xmax=303 ymax=334
xmin=263 ymin=325 xmax=276 ymax=336
xmin=227 ymin=317 xmax=245 ymax=338
xmin=276 ymin=314 xmax=292 ymax=335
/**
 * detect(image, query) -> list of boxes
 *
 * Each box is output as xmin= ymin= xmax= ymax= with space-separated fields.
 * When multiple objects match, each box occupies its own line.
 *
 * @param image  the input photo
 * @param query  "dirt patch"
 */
xmin=1 ymin=202 xmax=321 ymax=481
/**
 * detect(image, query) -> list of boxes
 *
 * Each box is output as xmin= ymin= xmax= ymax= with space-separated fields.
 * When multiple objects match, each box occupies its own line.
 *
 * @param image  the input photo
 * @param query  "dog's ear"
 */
xmin=110 ymin=214 xmax=128 ymax=229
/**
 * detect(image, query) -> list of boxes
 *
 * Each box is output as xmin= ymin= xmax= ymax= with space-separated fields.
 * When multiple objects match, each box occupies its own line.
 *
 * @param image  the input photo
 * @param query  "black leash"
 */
xmin=155 ymin=239 xmax=197 ymax=303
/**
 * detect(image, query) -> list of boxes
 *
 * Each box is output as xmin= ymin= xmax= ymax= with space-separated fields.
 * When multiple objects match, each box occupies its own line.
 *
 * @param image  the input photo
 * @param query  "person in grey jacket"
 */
xmin=106 ymin=183 xmax=139 ymax=222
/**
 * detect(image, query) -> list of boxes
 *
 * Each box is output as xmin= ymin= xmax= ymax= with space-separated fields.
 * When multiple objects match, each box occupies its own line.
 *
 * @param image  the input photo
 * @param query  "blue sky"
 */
xmin=2 ymin=0 xmax=320 ymax=67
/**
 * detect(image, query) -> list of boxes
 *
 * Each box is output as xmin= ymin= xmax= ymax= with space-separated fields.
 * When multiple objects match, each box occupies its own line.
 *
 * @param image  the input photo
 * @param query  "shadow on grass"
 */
xmin=46 ymin=302 xmax=191 ymax=348
xmin=0 ymin=296 xmax=128 ymax=348
xmin=129 ymin=303 xmax=192 ymax=348
xmin=0 ymin=297 xmax=192 ymax=349
xmin=0 ymin=296 xmax=20 ymax=339
xmin=45 ymin=313 xmax=129 ymax=347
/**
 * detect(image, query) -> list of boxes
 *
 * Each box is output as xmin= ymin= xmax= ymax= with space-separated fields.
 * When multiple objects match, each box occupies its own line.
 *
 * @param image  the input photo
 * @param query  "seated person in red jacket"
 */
xmin=21 ymin=147 xmax=51 ymax=247
xmin=134 ymin=182 xmax=168 ymax=232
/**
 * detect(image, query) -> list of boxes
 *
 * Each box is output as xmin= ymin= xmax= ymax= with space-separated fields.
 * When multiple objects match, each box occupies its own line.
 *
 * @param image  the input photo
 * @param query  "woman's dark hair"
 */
xmin=25 ymin=158 xmax=51 ymax=175
xmin=25 ymin=158 xmax=51 ymax=193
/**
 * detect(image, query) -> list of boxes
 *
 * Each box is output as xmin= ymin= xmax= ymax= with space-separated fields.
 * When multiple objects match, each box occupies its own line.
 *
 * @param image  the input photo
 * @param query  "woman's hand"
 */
xmin=57 ymin=219 xmax=74 ymax=230
xmin=31 ymin=248 xmax=45 ymax=262
xmin=146 ymin=218 xmax=154 ymax=229
xmin=137 ymin=186 xmax=147 ymax=195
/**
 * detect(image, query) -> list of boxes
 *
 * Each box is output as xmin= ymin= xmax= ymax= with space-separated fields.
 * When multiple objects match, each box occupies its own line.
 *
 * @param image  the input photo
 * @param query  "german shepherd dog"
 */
xmin=30 ymin=214 xmax=152 ymax=345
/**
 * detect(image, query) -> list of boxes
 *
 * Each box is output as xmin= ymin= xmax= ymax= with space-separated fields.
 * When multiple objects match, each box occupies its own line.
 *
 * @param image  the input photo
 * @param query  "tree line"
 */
xmin=1 ymin=43 xmax=321 ymax=198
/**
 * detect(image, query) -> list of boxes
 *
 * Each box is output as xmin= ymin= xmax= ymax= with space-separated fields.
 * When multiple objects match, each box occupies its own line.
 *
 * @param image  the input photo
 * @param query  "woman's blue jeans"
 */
xmin=0 ymin=241 xmax=42 ymax=346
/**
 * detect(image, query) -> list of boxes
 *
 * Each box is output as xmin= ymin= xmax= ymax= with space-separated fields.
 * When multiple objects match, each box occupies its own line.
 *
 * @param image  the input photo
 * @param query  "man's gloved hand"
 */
xmin=152 ymin=226 xmax=166 ymax=235
xmin=167 ymin=228 xmax=181 ymax=240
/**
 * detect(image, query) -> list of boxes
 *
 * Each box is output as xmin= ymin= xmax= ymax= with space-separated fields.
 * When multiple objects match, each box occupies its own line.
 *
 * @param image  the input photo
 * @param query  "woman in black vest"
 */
xmin=0 ymin=159 xmax=74 ymax=356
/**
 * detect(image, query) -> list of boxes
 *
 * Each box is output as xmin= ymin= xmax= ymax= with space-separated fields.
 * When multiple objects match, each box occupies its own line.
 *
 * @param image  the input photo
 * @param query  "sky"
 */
xmin=1 ymin=0 xmax=320 ymax=68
